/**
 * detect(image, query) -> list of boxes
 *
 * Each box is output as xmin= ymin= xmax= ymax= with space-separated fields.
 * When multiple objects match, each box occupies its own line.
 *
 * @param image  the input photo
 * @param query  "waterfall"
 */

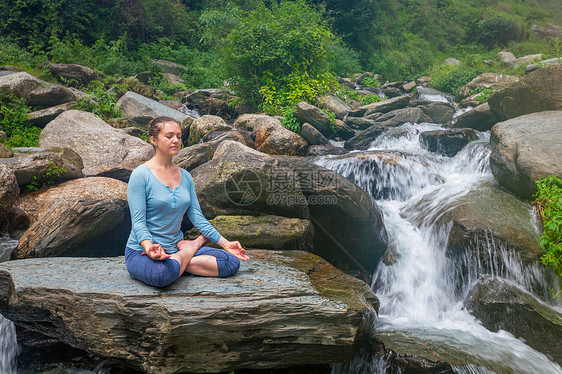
xmin=319 ymin=123 xmax=562 ymax=373
xmin=0 ymin=315 xmax=18 ymax=374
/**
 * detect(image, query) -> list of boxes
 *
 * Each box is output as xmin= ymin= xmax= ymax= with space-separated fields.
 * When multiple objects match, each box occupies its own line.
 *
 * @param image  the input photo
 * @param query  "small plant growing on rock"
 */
xmin=470 ymin=87 xmax=494 ymax=102
xmin=362 ymin=76 xmax=380 ymax=88
xmin=359 ymin=94 xmax=382 ymax=106
xmin=73 ymin=81 xmax=123 ymax=121
xmin=533 ymin=175 xmax=562 ymax=293
xmin=26 ymin=161 xmax=67 ymax=192
xmin=0 ymin=91 xmax=41 ymax=148
xmin=281 ymin=108 xmax=301 ymax=133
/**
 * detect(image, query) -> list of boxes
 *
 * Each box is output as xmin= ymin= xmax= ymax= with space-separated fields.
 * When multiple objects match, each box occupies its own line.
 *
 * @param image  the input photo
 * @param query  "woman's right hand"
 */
xmin=141 ymin=243 xmax=171 ymax=261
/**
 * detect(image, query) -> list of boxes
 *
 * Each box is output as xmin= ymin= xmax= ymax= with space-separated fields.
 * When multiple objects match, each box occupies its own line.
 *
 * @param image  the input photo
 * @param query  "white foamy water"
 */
xmin=320 ymin=123 xmax=562 ymax=373
xmin=0 ymin=315 xmax=17 ymax=374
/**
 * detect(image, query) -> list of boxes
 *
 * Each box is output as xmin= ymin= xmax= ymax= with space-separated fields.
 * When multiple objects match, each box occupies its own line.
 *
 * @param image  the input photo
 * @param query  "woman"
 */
xmin=125 ymin=116 xmax=249 ymax=287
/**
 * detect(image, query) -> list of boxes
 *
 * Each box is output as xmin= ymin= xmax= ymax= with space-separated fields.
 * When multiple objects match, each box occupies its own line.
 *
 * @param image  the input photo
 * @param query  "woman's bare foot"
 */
xmin=177 ymin=235 xmax=209 ymax=253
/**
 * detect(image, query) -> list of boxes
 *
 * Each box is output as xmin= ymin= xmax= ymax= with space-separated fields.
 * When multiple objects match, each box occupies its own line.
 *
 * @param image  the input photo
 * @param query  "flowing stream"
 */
xmin=319 ymin=123 xmax=562 ymax=373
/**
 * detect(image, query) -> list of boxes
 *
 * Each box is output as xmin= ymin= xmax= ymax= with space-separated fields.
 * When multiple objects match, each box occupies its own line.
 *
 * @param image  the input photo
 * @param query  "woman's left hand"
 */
xmin=222 ymin=240 xmax=250 ymax=261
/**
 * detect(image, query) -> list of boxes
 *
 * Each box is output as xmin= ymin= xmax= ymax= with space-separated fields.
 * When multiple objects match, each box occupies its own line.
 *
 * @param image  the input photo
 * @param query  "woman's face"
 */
xmin=151 ymin=121 xmax=182 ymax=156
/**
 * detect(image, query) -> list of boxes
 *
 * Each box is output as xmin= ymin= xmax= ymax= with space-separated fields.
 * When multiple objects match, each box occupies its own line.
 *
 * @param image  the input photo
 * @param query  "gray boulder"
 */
xmin=293 ymin=101 xmax=333 ymax=137
xmin=344 ymin=125 xmax=388 ymax=151
xmin=415 ymin=101 xmax=456 ymax=124
xmin=306 ymin=144 xmax=348 ymax=156
xmin=489 ymin=111 xmax=562 ymax=198
xmin=344 ymin=117 xmax=378 ymax=131
xmin=27 ymin=85 xmax=87 ymax=107
xmin=499 ymin=51 xmax=517 ymax=66
xmin=531 ymin=23 xmax=562 ymax=40
xmin=315 ymin=95 xmax=351 ymax=120
xmin=187 ymin=115 xmax=232 ymax=145
xmin=488 ymin=64 xmax=562 ymax=121
xmin=300 ymin=123 xmax=329 ymax=145
xmin=451 ymin=103 xmax=498 ymax=131
xmin=234 ymin=114 xmax=307 ymax=156
xmin=11 ymin=177 xmax=129 ymax=259
xmin=38 ymin=110 xmax=154 ymax=181
xmin=192 ymin=144 xmax=388 ymax=278
xmin=0 ymin=165 xmax=19 ymax=226
xmin=456 ymin=73 xmax=519 ymax=101
xmin=0 ymin=72 xmax=45 ymax=98
xmin=348 ymin=96 xmax=410 ymax=117
xmin=333 ymin=119 xmax=354 ymax=140
xmin=41 ymin=63 xmax=98 ymax=84
xmin=116 ymin=91 xmax=186 ymax=127
xmin=152 ymin=59 xmax=187 ymax=75
xmin=28 ymin=101 xmax=77 ymax=127
xmin=187 ymin=215 xmax=314 ymax=252
xmin=419 ymin=128 xmax=478 ymax=157
xmin=465 ymin=276 xmax=562 ymax=365
xmin=0 ymin=146 xmax=83 ymax=187
xmin=0 ymin=143 xmax=12 ymax=158
xmin=439 ymin=182 xmax=542 ymax=262
xmin=0 ymin=250 xmax=378 ymax=373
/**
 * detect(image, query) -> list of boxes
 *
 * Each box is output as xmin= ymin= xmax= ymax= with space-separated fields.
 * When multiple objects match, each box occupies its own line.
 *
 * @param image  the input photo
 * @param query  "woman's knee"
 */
xmin=195 ymin=247 xmax=240 ymax=277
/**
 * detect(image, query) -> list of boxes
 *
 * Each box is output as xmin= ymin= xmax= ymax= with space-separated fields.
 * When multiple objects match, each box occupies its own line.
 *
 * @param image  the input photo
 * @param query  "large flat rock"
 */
xmin=0 ymin=250 xmax=378 ymax=373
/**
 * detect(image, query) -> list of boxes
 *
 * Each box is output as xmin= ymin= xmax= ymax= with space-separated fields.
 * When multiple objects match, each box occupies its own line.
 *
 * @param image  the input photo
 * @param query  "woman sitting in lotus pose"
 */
xmin=125 ymin=116 xmax=249 ymax=287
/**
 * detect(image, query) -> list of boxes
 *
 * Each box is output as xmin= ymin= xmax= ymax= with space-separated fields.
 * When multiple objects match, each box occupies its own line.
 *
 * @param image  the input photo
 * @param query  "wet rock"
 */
xmin=294 ymin=101 xmax=333 ymax=137
xmin=0 ymin=72 xmax=45 ymax=98
xmin=465 ymin=276 xmax=562 ymax=365
xmin=27 ymin=101 xmax=77 ymax=127
xmin=489 ymin=111 xmax=562 ymax=198
xmin=450 ymin=103 xmax=498 ymax=131
xmin=333 ymin=119 xmax=354 ymax=140
xmin=348 ymin=96 xmax=410 ymax=117
xmin=11 ymin=177 xmax=129 ymax=259
xmin=193 ymin=143 xmax=388 ymax=278
xmin=416 ymin=76 xmax=431 ymax=87
xmin=301 ymin=123 xmax=329 ymax=146
xmin=0 ymin=250 xmax=379 ymax=373
xmin=38 ymin=110 xmax=154 ymax=181
xmin=188 ymin=215 xmax=314 ymax=251
xmin=41 ymin=63 xmax=98 ymax=84
xmin=440 ymin=182 xmax=542 ymax=262
xmin=415 ymin=102 xmax=456 ymax=124
xmin=344 ymin=125 xmax=387 ymax=151
xmin=315 ymin=95 xmax=350 ymax=120
xmin=416 ymin=87 xmax=454 ymax=104
xmin=0 ymin=146 xmax=84 ymax=187
xmin=234 ymin=114 xmax=307 ymax=156
xmin=344 ymin=117 xmax=378 ymax=131
xmin=116 ymin=91 xmax=186 ymax=127
xmin=488 ymin=64 xmax=562 ymax=121
xmin=187 ymin=115 xmax=232 ymax=145
xmin=306 ymin=144 xmax=348 ymax=156
xmin=456 ymin=73 xmax=519 ymax=101
xmin=419 ymin=128 xmax=478 ymax=157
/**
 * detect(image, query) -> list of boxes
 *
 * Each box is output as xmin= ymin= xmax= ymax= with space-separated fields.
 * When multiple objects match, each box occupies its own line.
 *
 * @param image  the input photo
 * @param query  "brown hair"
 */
xmin=148 ymin=116 xmax=180 ymax=139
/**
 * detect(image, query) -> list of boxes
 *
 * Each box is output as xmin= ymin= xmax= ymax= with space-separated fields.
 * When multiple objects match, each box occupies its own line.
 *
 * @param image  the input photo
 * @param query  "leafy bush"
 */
xmin=360 ymin=95 xmax=382 ymax=106
xmin=534 ymin=175 xmax=562 ymax=282
xmin=362 ymin=77 xmax=380 ymax=88
xmin=470 ymin=87 xmax=494 ymax=102
xmin=73 ymin=82 xmax=123 ymax=121
xmin=473 ymin=16 xmax=522 ymax=47
xmin=281 ymin=108 xmax=301 ymax=133
xmin=0 ymin=91 xmax=41 ymax=148
xmin=429 ymin=63 xmax=483 ymax=94
xmin=215 ymin=0 xmax=338 ymax=114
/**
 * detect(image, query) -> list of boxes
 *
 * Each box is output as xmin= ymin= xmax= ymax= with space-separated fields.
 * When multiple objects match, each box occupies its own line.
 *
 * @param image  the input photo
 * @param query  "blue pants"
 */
xmin=125 ymin=246 xmax=240 ymax=287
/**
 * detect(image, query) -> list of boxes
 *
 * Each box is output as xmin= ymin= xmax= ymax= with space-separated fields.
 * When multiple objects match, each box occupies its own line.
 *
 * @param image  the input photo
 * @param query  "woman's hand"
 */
xmin=141 ymin=243 xmax=171 ymax=261
xmin=222 ymin=240 xmax=250 ymax=261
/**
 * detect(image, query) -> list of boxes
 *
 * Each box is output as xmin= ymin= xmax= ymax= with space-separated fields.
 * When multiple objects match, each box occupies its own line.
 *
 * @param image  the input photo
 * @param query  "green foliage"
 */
xmin=215 ymin=0 xmax=338 ymax=113
xmin=26 ymin=161 xmax=67 ymax=192
xmin=326 ymin=42 xmax=362 ymax=77
xmin=73 ymin=82 xmax=123 ymax=121
xmin=362 ymin=76 xmax=380 ymax=88
xmin=470 ymin=87 xmax=494 ymax=102
xmin=429 ymin=63 xmax=484 ymax=95
xmin=0 ymin=91 xmax=41 ymax=148
xmin=534 ymin=176 xmax=562 ymax=282
xmin=473 ymin=16 xmax=523 ymax=47
xmin=360 ymin=95 xmax=382 ymax=106
xmin=281 ymin=108 xmax=301 ymax=133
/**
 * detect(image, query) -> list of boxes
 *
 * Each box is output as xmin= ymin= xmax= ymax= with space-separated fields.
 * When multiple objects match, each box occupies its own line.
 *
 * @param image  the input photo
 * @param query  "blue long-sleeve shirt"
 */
xmin=126 ymin=164 xmax=221 ymax=254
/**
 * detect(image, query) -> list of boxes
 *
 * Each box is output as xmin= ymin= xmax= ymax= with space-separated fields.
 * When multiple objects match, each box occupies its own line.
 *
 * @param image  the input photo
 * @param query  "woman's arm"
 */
xmin=185 ymin=171 xmax=249 ymax=260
